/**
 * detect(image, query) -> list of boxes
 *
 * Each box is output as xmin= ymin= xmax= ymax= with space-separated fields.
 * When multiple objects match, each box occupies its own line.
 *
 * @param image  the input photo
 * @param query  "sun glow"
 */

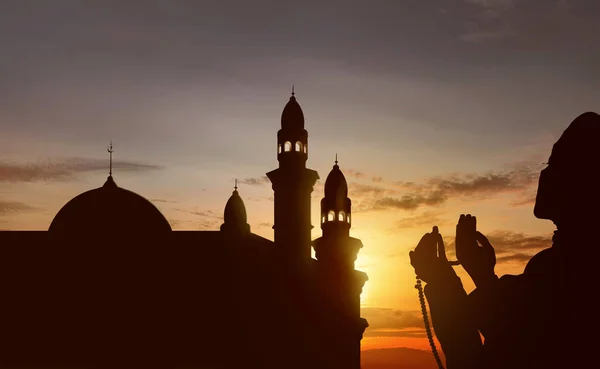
xmin=356 ymin=253 xmax=372 ymax=307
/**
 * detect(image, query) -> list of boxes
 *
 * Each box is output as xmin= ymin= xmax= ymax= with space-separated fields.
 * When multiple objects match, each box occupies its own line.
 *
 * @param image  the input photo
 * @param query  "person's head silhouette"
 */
xmin=534 ymin=111 xmax=600 ymax=228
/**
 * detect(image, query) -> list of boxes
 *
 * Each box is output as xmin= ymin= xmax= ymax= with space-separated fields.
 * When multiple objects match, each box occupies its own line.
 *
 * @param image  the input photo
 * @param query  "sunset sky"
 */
xmin=1 ymin=0 xmax=599 ymax=358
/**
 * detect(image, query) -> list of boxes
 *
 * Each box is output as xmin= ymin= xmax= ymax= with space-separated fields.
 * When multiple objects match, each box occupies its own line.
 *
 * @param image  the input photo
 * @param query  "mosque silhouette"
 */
xmin=0 ymin=91 xmax=369 ymax=369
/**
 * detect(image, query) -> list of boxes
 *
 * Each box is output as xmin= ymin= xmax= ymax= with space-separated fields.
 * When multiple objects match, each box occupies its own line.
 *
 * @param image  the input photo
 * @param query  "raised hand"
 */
xmin=455 ymin=214 xmax=498 ymax=288
xmin=409 ymin=226 xmax=457 ymax=285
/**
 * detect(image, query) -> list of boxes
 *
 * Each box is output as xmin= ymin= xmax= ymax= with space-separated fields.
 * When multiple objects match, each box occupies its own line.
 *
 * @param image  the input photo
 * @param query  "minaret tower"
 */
xmin=312 ymin=157 xmax=368 ymax=369
xmin=313 ymin=157 xmax=362 ymax=268
xmin=266 ymin=87 xmax=319 ymax=262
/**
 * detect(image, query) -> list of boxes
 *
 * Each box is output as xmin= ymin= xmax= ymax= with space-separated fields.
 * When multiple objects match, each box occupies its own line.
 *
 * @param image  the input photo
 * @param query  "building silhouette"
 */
xmin=0 ymin=91 xmax=369 ymax=369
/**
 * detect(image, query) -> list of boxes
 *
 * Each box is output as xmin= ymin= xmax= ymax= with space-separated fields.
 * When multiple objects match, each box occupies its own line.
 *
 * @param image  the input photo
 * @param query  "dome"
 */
xmin=221 ymin=186 xmax=250 ymax=234
xmin=324 ymin=163 xmax=348 ymax=200
xmin=223 ymin=189 xmax=247 ymax=226
xmin=49 ymin=176 xmax=172 ymax=234
xmin=281 ymin=95 xmax=305 ymax=130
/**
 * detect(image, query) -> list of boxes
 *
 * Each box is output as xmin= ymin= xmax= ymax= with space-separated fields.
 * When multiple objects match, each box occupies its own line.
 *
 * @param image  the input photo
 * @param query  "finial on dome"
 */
xmin=107 ymin=141 xmax=114 ymax=177
xmin=234 ymin=178 xmax=238 ymax=191
xmin=335 ymin=153 xmax=338 ymax=166
xmin=291 ymin=84 xmax=295 ymax=97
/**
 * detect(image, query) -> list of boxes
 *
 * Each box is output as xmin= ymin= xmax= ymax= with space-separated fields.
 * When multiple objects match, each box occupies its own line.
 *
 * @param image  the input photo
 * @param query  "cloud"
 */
xmin=174 ymin=208 xmax=221 ymax=219
xmin=485 ymin=230 xmax=551 ymax=254
xmin=345 ymin=170 xmax=366 ymax=179
xmin=167 ymin=209 xmax=223 ymax=230
xmin=149 ymin=198 xmax=177 ymax=204
xmin=0 ymin=201 xmax=35 ymax=215
xmin=370 ymin=192 xmax=447 ymax=211
xmin=372 ymin=176 xmax=384 ymax=183
xmin=0 ymin=158 xmax=162 ymax=183
xmin=362 ymin=307 xmax=427 ymax=338
xmin=391 ymin=212 xmax=449 ymax=231
xmin=238 ymin=176 xmax=269 ymax=186
xmin=441 ymin=230 xmax=551 ymax=262
xmin=510 ymin=192 xmax=537 ymax=207
xmin=351 ymin=183 xmax=389 ymax=198
xmin=198 ymin=219 xmax=222 ymax=230
xmin=353 ymin=163 xmax=541 ymax=212
xmin=247 ymin=196 xmax=274 ymax=202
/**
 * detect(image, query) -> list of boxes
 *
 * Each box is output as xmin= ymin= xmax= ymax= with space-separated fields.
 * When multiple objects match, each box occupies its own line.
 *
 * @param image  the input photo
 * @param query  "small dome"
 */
xmin=49 ymin=176 xmax=172 ymax=234
xmin=281 ymin=95 xmax=305 ymax=130
xmin=324 ymin=163 xmax=348 ymax=201
xmin=223 ymin=189 xmax=247 ymax=226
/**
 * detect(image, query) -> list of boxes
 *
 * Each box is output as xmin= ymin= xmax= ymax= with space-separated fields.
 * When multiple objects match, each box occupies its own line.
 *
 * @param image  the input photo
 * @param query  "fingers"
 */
xmin=437 ymin=232 xmax=448 ymax=262
xmin=475 ymin=231 xmax=493 ymax=249
xmin=456 ymin=214 xmax=478 ymax=260
xmin=414 ymin=228 xmax=438 ymax=259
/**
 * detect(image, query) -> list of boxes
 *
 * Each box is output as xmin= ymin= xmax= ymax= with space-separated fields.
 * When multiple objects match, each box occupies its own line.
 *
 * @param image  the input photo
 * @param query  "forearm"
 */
xmin=425 ymin=277 xmax=483 ymax=369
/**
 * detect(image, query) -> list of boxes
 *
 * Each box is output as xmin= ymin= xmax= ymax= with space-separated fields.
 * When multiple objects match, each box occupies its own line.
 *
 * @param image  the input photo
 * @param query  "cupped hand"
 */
xmin=455 ymin=214 xmax=497 ymax=288
xmin=409 ymin=226 xmax=457 ymax=285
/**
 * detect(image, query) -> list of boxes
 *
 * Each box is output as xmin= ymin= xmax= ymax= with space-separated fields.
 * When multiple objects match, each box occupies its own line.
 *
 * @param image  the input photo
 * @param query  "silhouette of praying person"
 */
xmin=409 ymin=111 xmax=600 ymax=369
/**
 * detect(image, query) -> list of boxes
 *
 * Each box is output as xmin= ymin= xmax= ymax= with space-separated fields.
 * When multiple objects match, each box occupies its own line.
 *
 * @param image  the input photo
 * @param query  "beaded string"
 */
xmin=415 ymin=278 xmax=445 ymax=369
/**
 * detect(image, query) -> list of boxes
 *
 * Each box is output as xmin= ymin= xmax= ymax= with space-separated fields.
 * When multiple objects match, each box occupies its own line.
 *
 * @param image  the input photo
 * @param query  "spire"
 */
xmin=107 ymin=141 xmax=114 ymax=176
xmin=335 ymin=153 xmax=338 ymax=166
xmin=103 ymin=141 xmax=117 ymax=188
xmin=234 ymin=178 xmax=238 ymax=191
xmin=291 ymin=84 xmax=295 ymax=97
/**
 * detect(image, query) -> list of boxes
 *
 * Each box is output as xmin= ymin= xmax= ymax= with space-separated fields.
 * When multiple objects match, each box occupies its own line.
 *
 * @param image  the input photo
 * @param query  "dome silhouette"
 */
xmin=224 ymin=189 xmax=247 ymax=226
xmin=281 ymin=94 xmax=305 ymax=130
xmin=324 ymin=162 xmax=348 ymax=201
xmin=220 ymin=184 xmax=250 ymax=234
xmin=49 ymin=175 xmax=172 ymax=234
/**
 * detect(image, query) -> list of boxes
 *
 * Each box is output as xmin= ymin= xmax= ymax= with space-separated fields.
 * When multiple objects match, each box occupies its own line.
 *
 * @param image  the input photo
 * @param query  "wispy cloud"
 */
xmin=169 ymin=207 xmax=224 ymax=230
xmin=0 ymin=201 xmax=35 ymax=215
xmin=346 ymin=169 xmax=366 ymax=180
xmin=238 ymin=176 xmax=269 ymax=186
xmin=441 ymin=230 xmax=551 ymax=262
xmin=149 ymin=198 xmax=177 ymax=204
xmin=485 ymin=230 xmax=551 ymax=254
xmin=174 ymin=208 xmax=221 ymax=219
xmin=391 ymin=211 xmax=449 ymax=231
xmin=352 ymin=163 xmax=541 ymax=212
xmin=0 ymin=158 xmax=162 ymax=183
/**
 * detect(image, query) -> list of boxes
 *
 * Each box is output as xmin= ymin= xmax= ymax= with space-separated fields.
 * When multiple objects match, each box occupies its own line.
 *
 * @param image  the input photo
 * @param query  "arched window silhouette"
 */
xmin=304 ymin=144 xmax=308 ymax=154
xmin=347 ymin=214 xmax=351 ymax=223
xmin=327 ymin=211 xmax=335 ymax=222
xmin=284 ymin=141 xmax=292 ymax=152
xmin=295 ymin=141 xmax=303 ymax=152
xmin=322 ymin=214 xmax=326 ymax=224
xmin=339 ymin=211 xmax=346 ymax=221
xmin=278 ymin=144 xmax=282 ymax=154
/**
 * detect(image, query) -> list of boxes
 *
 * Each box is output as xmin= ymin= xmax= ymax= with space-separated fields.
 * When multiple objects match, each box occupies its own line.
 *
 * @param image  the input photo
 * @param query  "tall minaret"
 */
xmin=266 ymin=88 xmax=319 ymax=262
xmin=312 ymin=158 xmax=368 ymax=369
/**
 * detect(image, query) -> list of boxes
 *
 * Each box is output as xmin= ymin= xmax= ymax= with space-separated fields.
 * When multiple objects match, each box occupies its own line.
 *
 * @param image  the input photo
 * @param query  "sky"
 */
xmin=1 ymin=0 xmax=599 ymax=362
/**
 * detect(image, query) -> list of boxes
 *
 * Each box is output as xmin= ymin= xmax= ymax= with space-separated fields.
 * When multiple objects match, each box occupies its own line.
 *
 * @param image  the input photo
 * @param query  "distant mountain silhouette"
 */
xmin=362 ymin=347 xmax=445 ymax=369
